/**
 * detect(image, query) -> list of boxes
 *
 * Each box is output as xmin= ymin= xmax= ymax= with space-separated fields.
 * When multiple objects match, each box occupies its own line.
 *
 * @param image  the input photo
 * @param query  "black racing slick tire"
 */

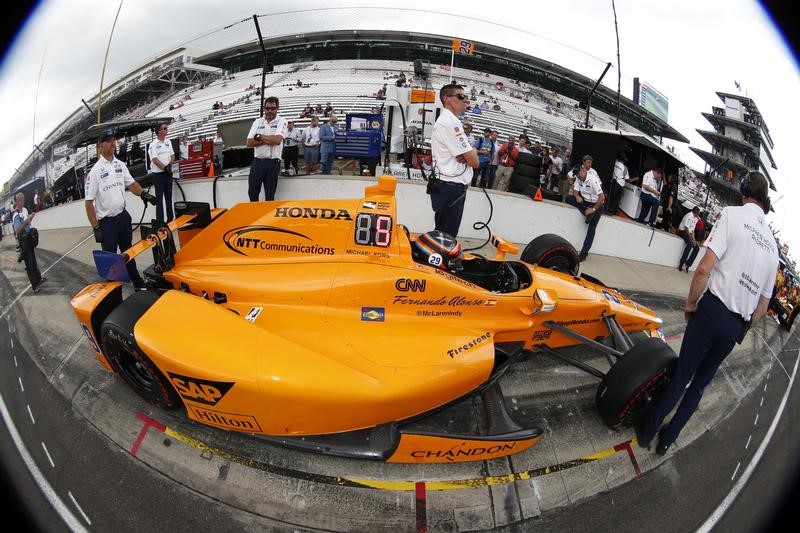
xmin=595 ymin=338 xmax=677 ymax=428
xmin=521 ymin=234 xmax=579 ymax=275
xmin=100 ymin=291 xmax=180 ymax=410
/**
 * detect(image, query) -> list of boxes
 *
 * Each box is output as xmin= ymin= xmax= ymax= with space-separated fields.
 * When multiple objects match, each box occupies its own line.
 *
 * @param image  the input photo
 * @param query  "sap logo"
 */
xmin=395 ymin=278 xmax=426 ymax=292
xmin=168 ymin=373 xmax=234 ymax=406
xmin=274 ymin=207 xmax=353 ymax=221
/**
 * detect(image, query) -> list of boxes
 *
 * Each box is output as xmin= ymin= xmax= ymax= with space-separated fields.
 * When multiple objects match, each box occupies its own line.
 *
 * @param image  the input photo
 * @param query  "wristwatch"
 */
xmin=254 ymin=133 xmax=262 ymax=141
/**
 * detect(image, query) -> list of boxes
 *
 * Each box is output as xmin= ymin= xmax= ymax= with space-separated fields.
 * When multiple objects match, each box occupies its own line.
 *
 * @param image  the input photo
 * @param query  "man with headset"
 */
xmin=636 ymin=172 xmax=778 ymax=455
xmin=428 ymin=83 xmax=478 ymax=238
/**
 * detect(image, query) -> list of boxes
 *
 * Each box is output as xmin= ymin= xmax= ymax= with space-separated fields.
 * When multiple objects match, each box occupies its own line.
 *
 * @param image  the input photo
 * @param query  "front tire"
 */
xmin=595 ymin=338 xmax=677 ymax=428
xmin=521 ymin=234 xmax=579 ymax=275
xmin=101 ymin=291 xmax=180 ymax=409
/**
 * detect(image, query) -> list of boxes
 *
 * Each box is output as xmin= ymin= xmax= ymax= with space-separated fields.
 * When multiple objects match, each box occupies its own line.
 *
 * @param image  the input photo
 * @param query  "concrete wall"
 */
xmin=27 ymin=175 xmax=704 ymax=269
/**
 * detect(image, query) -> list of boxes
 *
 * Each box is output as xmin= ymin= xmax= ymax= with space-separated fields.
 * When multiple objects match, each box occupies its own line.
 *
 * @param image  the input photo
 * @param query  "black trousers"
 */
xmin=248 ymin=158 xmax=281 ymax=201
xmin=20 ymin=234 xmax=42 ymax=289
xmin=429 ymin=180 xmax=467 ymax=238
xmin=282 ymin=145 xmax=299 ymax=171
xmin=99 ymin=210 xmax=144 ymax=287
xmin=153 ymin=171 xmax=173 ymax=223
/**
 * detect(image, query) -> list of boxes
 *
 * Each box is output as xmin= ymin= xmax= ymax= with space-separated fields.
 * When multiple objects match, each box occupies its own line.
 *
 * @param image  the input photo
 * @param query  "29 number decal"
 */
xmin=354 ymin=213 xmax=392 ymax=247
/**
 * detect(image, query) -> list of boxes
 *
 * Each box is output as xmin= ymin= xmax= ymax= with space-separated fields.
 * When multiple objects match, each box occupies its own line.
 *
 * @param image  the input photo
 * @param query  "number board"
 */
xmin=354 ymin=213 xmax=392 ymax=248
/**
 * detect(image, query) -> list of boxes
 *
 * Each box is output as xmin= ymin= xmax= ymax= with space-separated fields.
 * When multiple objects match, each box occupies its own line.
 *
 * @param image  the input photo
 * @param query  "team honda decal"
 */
xmin=223 ymin=226 xmax=335 ymax=256
xmin=447 ymin=332 xmax=492 ymax=358
xmin=274 ymin=206 xmax=353 ymax=221
xmin=168 ymin=373 xmax=235 ymax=406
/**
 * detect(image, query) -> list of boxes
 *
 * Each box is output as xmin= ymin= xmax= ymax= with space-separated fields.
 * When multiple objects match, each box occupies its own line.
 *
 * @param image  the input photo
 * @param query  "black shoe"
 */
xmin=656 ymin=429 xmax=670 ymax=455
xmin=578 ymin=253 xmax=588 ymax=263
xmin=677 ymin=263 xmax=683 ymax=272
xmin=635 ymin=423 xmax=652 ymax=450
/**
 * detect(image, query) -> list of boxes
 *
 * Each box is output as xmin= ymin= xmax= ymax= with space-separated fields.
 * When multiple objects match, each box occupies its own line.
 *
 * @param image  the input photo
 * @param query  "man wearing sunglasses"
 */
xmin=429 ymin=84 xmax=479 ymax=239
xmin=246 ymin=96 xmax=288 ymax=201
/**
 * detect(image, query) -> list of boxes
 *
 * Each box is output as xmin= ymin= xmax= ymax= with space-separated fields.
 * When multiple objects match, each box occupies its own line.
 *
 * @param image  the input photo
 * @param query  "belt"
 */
xmin=305 ymin=143 xmax=319 ymax=147
xmin=706 ymin=291 xmax=747 ymax=324
xmin=437 ymin=179 xmax=468 ymax=190
xmin=254 ymin=157 xmax=280 ymax=161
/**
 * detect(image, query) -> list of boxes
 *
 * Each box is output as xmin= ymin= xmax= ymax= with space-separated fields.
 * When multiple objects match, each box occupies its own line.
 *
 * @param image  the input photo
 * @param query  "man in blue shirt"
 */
xmin=473 ymin=127 xmax=495 ymax=188
xmin=320 ymin=115 xmax=338 ymax=174
xmin=12 ymin=192 xmax=45 ymax=293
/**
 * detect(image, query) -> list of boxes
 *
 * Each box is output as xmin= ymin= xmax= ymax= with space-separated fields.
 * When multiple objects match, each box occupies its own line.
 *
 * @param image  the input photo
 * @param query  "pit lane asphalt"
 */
xmin=1 ymin=227 xmax=798 ymax=532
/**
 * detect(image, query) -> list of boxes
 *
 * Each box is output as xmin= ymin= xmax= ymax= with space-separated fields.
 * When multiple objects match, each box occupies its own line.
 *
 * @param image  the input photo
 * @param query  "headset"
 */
xmin=740 ymin=172 xmax=770 ymax=214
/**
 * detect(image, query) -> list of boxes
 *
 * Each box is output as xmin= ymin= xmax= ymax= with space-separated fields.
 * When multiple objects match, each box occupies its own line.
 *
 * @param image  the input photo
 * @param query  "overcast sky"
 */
xmin=1 ymin=0 xmax=798 ymax=248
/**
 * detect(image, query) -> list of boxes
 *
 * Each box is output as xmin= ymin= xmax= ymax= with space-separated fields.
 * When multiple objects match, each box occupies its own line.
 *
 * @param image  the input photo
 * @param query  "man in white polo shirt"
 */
xmin=85 ymin=127 xmax=157 ymax=290
xmin=246 ymin=96 xmax=288 ymax=201
xmin=147 ymin=121 xmax=175 ymax=223
xmin=677 ymin=205 xmax=701 ymax=272
xmin=566 ymin=155 xmax=605 ymax=262
xmin=302 ymin=116 xmax=321 ymax=175
xmin=636 ymin=167 xmax=663 ymax=226
xmin=637 ymin=172 xmax=778 ymax=455
xmin=429 ymin=83 xmax=479 ymax=239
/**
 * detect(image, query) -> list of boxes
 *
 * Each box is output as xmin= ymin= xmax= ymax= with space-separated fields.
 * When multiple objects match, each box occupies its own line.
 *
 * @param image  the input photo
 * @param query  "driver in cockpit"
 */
xmin=411 ymin=230 xmax=464 ymax=272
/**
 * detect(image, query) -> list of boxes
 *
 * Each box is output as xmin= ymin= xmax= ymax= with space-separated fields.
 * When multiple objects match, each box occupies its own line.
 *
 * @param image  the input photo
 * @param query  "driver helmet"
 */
xmin=412 ymin=230 xmax=463 ymax=272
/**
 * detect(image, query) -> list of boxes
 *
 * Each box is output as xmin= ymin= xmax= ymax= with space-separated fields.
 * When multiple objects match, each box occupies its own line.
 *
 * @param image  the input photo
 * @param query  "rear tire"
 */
xmin=101 ymin=291 xmax=180 ymax=409
xmin=595 ymin=338 xmax=677 ymax=428
xmin=521 ymin=234 xmax=579 ymax=275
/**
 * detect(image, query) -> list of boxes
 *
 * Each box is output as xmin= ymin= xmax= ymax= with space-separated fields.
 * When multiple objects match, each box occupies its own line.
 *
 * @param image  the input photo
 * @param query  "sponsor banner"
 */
xmin=382 ymin=164 xmax=426 ymax=182
xmin=223 ymin=226 xmax=335 ymax=257
xmin=167 ymin=372 xmax=234 ymax=406
xmin=52 ymin=141 xmax=74 ymax=159
xmin=410 ymin=88 xmax=436 ymax=104
xmin=447 ymin=332 xmax=491 ymax=358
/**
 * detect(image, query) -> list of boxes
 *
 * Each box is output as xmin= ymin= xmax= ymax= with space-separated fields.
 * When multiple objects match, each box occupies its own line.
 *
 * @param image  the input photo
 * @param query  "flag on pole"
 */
xmin=451 ymin=39 xmax=475 ymax=56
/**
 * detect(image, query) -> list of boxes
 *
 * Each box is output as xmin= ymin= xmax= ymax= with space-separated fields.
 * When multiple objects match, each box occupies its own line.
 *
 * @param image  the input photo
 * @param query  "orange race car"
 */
xmin=71 ymin=175 xmax=676 ymax=463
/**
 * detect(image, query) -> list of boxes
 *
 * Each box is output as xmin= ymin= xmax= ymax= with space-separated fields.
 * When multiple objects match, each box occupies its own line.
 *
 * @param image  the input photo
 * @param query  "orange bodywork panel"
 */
xmin=70 ymin=282 xmax=124 ymax=372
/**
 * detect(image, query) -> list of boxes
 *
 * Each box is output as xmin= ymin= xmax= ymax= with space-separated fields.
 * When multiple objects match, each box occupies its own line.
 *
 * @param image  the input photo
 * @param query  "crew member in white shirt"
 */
xmin=637 ymin=172 xmax=778 ymax=455
xmin=246 ymin=96 xmax=288 ymax=201
xmin=636 ymin=167 xmax=663 ymax=226
xmin=677 ymin=205 xmax=701 ymax=272
xmin=281 ymin=121 xmax=303 ymax=175
xmin=86 ymin=128 xmax=157 ymax=290
xmin=303 ymin=116 xmax=321 ymax=175
xmin=429 ymin=83 xmax=479 ymax=238
xmin=566 ymin=156 xmax=605 ymax=262
xmin=608 ymin=152 xmax=637 ymax=216
xmin=147 ymin=122 xmax=176 ymax=223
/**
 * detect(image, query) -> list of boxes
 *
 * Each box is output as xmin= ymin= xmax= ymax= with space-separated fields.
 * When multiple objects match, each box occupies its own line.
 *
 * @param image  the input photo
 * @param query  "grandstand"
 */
xmin=5 ymin=29 xmax=687 ymax=206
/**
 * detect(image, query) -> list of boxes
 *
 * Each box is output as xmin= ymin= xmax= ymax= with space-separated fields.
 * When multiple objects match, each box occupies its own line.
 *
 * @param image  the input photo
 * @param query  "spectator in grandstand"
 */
xmin=548 ymin=147 xmax=563 ymax=192
xmin=494 ymin=135 xmax=519 ymax=192
xmin=636 ymin=167 xmax=664 ymax=227
xmin=12 ymin=192 xmax=45 ymax=293
xmin=324 ymin=102 xmax=334 ymax=118
xmin=518 ymin=135 xmax=531 ymax=154
xmin=473 ymin=127 xmax=495 ymax=188
xmin=660 ymin=173 xmax=678 ymax=231
xmin=320 ymin=115 xmax=339 ymax=175
xmin=677 ymin=206 xmax=701 ymax=272
xmin=148 ymin=122 xmax=176 ymax=224
xmin=179 ymin=134 xmax=189 ymax=161
xmin=532 ymin=141 xmax=543 ymax=156
xmin=85 ymin=128 xmax=156 ymax=291
xmin=395 ymin=72 xmax=407 ymax=87
xmin=559 ymin=148 xmax=573 ymax=202
xmin=33 ymin=189 xmax=43 ymax=212
xmin=303 ymin=116 xmax=321 ymax=175
xmin=566 ymin=160 xmax=605 ymax=262
xmin=246 ymin=96 xmax=288 ymax=201
xmin=429 ymin=83 xmax=478 ymax=238
xmin=282 ymin=121 xmax=303 ymax=176
xmin=315 ymin=103 xmax=323 ymax=115
xmin=213 ymin=127 xmax=225 ymax=169
xmin=540 ymin=147 xmax=551 ymax=189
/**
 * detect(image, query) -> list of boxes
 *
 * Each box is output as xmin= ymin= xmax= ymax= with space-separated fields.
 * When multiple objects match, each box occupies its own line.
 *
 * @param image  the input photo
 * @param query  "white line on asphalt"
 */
xmin=10 ymin=337 xmax=13 ymax=349
xmin=731 ymin=462 xmax=740 ymax=481
xmin=68 ymin=492 xmax=92 ymax=526
xmin=0 ymin=392 xmax=88 ymax=532
xmin=760 ymin=397 xmax=764 ymax=407
xmin=755 ymin=329 xmax=789 ymax=379
xmin=18 ymin=377 xmax=24 ymax=392
xmin=0 ymin=234 xmax=94 ymax=320
xmin=754 ymin=413 xmax=759 ymax=426
xmin=698 ymin=347 xmax=799 ymax=532
xmin=27 ymin=404 xmax=35 ymax=425
xmin=745 ymin=435 xmax=751 ymax=450
xmin=41 ymin=442 xmax=55 ymax=468
xmin=13 ymin=355 xmax=17 ymax=367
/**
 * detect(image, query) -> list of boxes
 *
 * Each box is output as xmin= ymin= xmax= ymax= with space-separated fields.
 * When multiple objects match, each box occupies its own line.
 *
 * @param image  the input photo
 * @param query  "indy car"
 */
xmin=72 ymin=175 xmax=676 ymax=463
